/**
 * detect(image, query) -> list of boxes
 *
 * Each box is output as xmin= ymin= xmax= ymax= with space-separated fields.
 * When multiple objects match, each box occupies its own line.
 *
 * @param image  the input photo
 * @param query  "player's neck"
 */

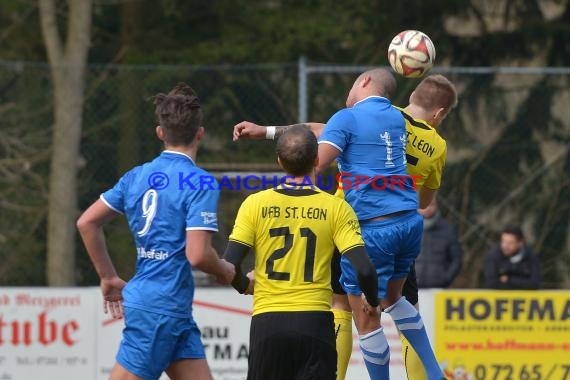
xmin=404 ymin=104 xmax=434 ymax=127
xmin=284 ymin=173 xmax=316 ymax=185
xmin=163 ymin=145 xmax=198 ymax=162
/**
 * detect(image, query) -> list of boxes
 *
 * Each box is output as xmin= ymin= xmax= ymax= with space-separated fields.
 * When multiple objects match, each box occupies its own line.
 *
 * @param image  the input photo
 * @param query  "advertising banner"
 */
xmin=96 ymin=288 xmax=420 ymax=379
xmin=0 ymin=288 xmax=97 ymax=380
xmin=0 ymin=287 xmax=437 ymax=380
xmin=435 ymin=290 xmax=570 ymax=380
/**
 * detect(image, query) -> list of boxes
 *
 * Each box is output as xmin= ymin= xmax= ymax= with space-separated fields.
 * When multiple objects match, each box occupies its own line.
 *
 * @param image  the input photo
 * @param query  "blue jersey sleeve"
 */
xmin=100 ymin=171 xmax=133 ymax=214
xmin=185 ymin=186 xmax=220 ymax=232
xmin=318 ymin=109 xmax=355 ymax=152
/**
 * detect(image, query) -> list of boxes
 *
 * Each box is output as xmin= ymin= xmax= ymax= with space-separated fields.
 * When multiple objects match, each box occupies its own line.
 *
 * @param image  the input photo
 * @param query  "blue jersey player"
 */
xmin=77 ymin=83 xmax=235 ymax=380
xmin=317 ymin=69 xmax=445 ymax=380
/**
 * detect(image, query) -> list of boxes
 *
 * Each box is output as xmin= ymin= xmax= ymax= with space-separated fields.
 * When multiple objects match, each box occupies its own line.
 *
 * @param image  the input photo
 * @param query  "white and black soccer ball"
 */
xmin=388 ymin=30 xmax=436 ymax=78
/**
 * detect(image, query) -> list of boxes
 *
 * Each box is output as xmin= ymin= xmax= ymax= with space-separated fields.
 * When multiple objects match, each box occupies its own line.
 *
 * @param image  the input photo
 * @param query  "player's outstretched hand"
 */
xmin=101 ymin=276 xmax=126 ymax=319
xmin=216 ymin=259 xmax=236 ymax=285
xmin=233 ymin=121 xmax=266 ymax=141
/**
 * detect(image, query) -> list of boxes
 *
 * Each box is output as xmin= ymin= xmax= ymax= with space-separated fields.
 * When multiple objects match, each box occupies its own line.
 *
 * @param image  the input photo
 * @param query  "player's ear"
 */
xmin=277 ymin=156 xmax=284 ymax=171
xmin=433 ymin=107 xmax=447 ymax=124
xmin=360 ymin=75 xmax=372 ymax=88
xmin=156 ymin=126 xmax=165 ymax=141
xmin=195 ymin=126 xmax=205 ymax=141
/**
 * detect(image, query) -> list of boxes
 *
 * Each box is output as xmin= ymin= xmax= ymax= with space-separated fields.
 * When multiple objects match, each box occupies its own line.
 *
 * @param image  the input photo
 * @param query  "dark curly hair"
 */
xmin=153 ymin=83 xmax=203 ymax=146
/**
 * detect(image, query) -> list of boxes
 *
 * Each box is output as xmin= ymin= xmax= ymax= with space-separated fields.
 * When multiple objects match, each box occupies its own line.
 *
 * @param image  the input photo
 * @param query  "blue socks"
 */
xmin=385 ymin=297 xmax=444 ymax=380
xmin=359 ymin=327 xmax=390 ymax=380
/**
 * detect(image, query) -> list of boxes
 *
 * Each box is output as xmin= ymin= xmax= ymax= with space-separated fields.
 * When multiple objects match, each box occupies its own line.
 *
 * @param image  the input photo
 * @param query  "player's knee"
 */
xmin=353 ymin=312 xmax=380 ymax=334
xmin=381 ymin=294 xmax=403 ymax=309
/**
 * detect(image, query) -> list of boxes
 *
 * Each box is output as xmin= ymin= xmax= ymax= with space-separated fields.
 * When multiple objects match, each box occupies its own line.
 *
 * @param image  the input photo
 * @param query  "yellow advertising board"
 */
xmin=435 ymin=291 xmax=570 ymax=380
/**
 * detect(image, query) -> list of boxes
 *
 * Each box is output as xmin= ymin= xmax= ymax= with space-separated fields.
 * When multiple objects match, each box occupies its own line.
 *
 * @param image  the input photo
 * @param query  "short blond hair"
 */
xmin=411 ymin=75 xmax=458 ymax=111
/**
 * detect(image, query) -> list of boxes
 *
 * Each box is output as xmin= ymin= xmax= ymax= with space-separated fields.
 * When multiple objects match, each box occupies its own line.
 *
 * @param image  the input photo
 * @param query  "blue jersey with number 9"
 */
xmin=101 ymin=150 xmax=219 ymax=317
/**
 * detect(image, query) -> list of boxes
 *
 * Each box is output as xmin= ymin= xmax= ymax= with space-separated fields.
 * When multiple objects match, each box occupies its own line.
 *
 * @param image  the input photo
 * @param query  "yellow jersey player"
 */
xmin=232 ymin=74 xmax=458 ymax=380
xmin=394 ymin=75 xmax=457 ymax=380
xmin=224 ymin=125 xmax=380 ymax=380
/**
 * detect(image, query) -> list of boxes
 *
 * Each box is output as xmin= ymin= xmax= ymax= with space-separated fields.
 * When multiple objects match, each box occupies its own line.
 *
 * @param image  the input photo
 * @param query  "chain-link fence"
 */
xmin=300 ymin=63 xmax=570 ymax=289
xmin=0 ymin=61 xmax=568 ymax=288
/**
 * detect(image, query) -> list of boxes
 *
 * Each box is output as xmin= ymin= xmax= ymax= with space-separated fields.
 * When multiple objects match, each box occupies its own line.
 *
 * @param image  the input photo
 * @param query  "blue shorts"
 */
xmin=116 ymin=307 xmax=205 ymax=380
xmin=339 ymin=210 xmax=422 ymax=299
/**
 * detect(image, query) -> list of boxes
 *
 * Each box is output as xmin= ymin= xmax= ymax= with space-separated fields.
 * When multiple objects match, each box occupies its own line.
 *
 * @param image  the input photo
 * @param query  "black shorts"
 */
xmin=402 ymin=263 xmax=419 ymax=305
xmin=248 ymin=311 xmax=337 ymax=380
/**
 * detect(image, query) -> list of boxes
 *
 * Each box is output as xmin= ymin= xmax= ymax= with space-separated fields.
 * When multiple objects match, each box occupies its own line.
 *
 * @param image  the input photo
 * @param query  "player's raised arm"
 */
xmin=233 ymin=120 xmax=326 ymax=141
xmin=233 ymin=121 xmax=267 ymax=140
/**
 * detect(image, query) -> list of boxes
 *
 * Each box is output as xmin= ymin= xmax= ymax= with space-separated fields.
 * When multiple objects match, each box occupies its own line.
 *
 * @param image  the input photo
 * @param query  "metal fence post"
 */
xmin=298 ymin=56 xmax=308 ymax=123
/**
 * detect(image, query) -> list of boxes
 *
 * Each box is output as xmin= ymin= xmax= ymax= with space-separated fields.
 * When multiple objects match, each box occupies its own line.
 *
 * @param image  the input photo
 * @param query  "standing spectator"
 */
xmin=415 ymin=198 xmax=463 ymax=288
xmin=483 ymin=226 xmax=541 ymax=289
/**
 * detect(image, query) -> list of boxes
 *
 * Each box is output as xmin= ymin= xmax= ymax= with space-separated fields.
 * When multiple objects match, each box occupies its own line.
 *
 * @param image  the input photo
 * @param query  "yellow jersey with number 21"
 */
xmin=229 ymin=183 xmax=364 ymax=316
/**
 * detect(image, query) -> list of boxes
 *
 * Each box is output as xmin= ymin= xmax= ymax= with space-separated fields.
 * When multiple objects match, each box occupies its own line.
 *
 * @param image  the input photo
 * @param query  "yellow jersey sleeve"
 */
xmin=333 ymin=187 xmax=345 ymax=199
xmin=397 ymin=107 xmax=447 ymax=190
xmin=228 ymin=195 xmax=256 ymax=247
xmin=333 ymin=200 xmax=365 ymax=254
xmin=422 ymin=140 xmax=447 ymax=190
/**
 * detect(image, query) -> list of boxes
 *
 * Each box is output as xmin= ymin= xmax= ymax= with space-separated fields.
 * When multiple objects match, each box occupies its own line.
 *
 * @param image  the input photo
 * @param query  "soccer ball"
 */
xmin=387 ymin=30 xmax=436 ymax=78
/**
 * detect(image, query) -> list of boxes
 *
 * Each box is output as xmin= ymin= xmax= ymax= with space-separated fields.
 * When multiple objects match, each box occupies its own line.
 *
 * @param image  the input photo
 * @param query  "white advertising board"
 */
xmin=0 ymin=288 xmax=97 ymax=380
xmin=1 ymin=287 xmax=436 ymax=380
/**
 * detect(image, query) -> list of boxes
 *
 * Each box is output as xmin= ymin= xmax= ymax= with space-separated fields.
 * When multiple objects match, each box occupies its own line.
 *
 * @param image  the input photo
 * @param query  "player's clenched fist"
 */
xmin=233 ymin=121 xmax=267 ymax=141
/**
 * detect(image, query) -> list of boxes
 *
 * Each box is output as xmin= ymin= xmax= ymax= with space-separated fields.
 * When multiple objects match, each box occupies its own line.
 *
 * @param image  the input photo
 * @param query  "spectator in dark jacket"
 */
xmin=483 ymin=226 xmax=541 ymax=289
xmin=415 ymin=198 xmax=463 ymax=288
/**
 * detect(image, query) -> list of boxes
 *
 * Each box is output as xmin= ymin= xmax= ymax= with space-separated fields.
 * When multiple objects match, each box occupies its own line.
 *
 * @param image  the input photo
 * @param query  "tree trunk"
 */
xmin=39 ymin=0 xmax=92 ymax=286
xmin=118 ymin=1 xmax=142 ymax=175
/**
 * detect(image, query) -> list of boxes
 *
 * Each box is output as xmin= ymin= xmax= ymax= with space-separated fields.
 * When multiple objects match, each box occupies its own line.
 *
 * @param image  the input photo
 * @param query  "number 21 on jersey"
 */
xmin=266 ymin=226 xmax=316 ymax=282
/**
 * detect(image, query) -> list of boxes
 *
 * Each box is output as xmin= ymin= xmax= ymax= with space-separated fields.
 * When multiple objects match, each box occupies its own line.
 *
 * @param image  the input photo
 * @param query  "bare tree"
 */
xmin=117 ymin=0 xmax=142 ymax=175
xmin=39 ymin=0 xmax=92 ymax=285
